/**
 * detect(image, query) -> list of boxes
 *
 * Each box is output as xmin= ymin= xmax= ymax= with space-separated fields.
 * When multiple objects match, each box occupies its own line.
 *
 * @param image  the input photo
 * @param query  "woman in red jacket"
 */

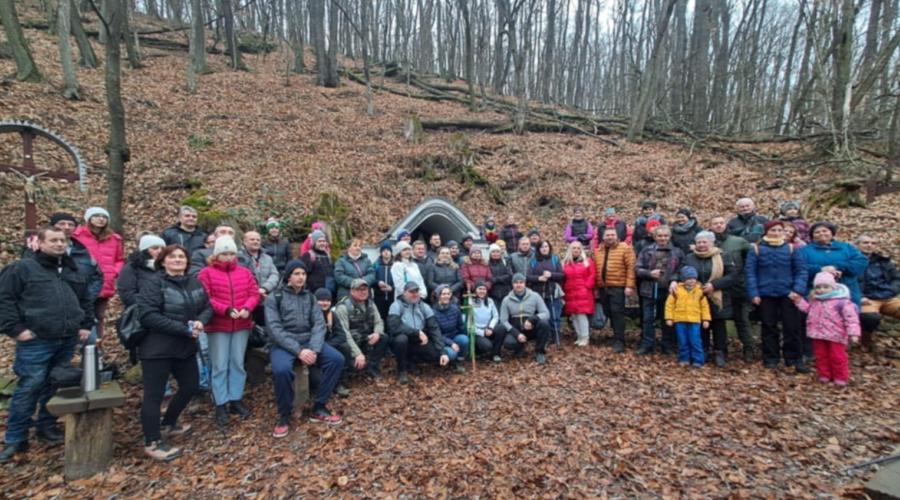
xmin=197 ymin=236 xmax=260 ymax=430
xmin=71 ymin=207 xmax=124 ymax=343
xmin=562 ymin=241 xmax=596 ymax=347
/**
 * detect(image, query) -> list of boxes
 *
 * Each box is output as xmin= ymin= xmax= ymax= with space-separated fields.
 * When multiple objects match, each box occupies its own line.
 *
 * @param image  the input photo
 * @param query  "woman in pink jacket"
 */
xmin=197 ymin=236 xmax=260 ymax=429
xmin=72 ymin=207 xmax=124 ymax=343
xmin=562 ymin=241 xmax=596 ymax=347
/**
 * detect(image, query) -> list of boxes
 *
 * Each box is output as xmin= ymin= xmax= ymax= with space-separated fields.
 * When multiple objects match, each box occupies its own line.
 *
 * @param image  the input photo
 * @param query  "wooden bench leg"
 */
xmin=293 ymin=365 xmax=309 ymax=409
xmin=64 ymin=408 xmax=113 ymax=480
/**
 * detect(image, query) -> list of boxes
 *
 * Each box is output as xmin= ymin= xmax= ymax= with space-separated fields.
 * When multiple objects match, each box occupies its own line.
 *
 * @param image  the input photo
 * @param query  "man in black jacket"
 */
xmin=24 ymin=212 xmax=104 ymax=303
xmin=0 ymin=227 xmax=94 ymax=462
xmin=263 ymin=218 xmax=292 ymax=273
xmin=161 ymin=206 xmax=207 ymax=257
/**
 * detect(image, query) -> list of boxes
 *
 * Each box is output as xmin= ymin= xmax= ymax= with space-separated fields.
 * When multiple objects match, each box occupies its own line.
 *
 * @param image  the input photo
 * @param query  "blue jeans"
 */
xmin=5 ymin=337 xmax=78 ymax=444
xmin=640 ymin=294 xmax=676 ymax=352
xmin=443 ymin=334 xmax=470 ymax=361
xmin=206 ymin=330 xmax=250 ymax=405
xmin=270 ymin=344 xmax=345 ymax=418
xmin=675 ymin=322 xmax=704 ymax=365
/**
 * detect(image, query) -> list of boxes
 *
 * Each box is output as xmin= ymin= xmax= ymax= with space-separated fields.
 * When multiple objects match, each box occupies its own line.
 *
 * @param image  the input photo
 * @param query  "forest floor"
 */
xmin=0 ymin=4 xmax=899 ymax=497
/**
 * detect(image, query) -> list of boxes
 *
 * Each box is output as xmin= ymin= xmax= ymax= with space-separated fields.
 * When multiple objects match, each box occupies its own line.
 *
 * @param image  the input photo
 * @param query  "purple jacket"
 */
xmin=564 ymin=219 xmax=595 ymax=244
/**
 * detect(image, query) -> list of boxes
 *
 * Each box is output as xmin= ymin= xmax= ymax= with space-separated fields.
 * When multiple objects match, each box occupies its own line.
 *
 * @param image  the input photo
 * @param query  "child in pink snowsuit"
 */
xmin=792 ymin=272 xmax=860 ymax=386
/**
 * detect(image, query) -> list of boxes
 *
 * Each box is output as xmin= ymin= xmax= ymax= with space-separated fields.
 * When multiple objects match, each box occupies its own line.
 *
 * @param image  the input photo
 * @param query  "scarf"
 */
xmin=692 ymin=247 xmax=724 ymax=309
xmin=814 ymin=283 xmax=850 ymax=301
xmin=762 ymin=236 xmax=785 ymax=247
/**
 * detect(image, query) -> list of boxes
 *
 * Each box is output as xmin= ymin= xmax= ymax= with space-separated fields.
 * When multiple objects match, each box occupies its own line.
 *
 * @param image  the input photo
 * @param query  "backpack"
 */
xmin=116 ymin=280 xmax=168 ymax=349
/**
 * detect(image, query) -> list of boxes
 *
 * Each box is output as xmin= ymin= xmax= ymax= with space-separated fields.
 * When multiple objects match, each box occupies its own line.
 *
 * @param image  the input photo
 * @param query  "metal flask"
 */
xmin=82 ymin=345 xmax=99 ymax=392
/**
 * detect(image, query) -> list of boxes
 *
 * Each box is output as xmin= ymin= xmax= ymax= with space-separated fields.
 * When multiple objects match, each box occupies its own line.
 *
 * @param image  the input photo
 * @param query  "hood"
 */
xmin=814 ymin=283 xmax=851 ymax=301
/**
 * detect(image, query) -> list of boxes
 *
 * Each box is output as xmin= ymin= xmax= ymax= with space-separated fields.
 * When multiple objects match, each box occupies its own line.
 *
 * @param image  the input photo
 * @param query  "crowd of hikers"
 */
xmin=0 ymin=198 xmax=898 ymax=462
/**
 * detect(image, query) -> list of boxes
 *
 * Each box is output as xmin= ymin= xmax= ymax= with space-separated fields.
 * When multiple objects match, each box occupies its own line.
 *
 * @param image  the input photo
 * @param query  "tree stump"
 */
xmin=47 ymin=381 xmax=125 ymax=480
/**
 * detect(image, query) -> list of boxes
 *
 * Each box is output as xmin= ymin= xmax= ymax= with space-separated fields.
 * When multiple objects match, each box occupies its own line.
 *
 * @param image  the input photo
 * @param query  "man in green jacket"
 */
xmin=710 ymin=215 xmax=755 ymax=361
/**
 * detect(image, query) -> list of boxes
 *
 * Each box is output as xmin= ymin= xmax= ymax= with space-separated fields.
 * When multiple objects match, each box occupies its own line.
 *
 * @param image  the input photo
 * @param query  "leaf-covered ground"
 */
xmin=0 ymin=331 xmax=898 ymax=497
xmin=1 ymin=4 xmax=899 ymax=497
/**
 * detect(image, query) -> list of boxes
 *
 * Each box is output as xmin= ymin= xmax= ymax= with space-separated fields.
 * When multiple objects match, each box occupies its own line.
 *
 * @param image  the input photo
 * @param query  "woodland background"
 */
xmin=0 ymin=0 xmax=899 ymax=496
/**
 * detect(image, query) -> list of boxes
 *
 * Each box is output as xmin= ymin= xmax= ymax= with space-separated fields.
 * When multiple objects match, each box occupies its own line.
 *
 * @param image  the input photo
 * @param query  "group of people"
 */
xmin=0 ymin=198 xmax=897 ymax=463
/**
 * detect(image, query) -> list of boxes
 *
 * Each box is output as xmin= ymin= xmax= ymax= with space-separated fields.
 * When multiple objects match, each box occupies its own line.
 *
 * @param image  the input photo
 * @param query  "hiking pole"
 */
xmin=843 ymin=452 xmax=900 ymax=473
xmin=462 ymin=290 xmax=477 ymax=372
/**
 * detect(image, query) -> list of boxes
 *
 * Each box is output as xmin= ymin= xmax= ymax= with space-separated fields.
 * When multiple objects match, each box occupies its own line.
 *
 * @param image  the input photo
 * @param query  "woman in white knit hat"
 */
xmin=72 ymin=206 xmax=124 ymax=343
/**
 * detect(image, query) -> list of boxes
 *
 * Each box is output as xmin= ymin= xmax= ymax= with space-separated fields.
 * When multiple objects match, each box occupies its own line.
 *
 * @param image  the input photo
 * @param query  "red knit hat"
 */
xmin=646 ymin=219 xmax=662 ymax=233
xmin=763 ymin=220 xmax=784 ymax=233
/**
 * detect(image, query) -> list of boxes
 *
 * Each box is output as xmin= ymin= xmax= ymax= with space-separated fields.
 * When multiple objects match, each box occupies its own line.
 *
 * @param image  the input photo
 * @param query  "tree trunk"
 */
xmin=689 ymin=0 xmax=711 ymax=132
xmin=58 ymin=0 xmax=81 ymax=98
xmin=628 ymin=0 xmax=677 ymax=142
xmin=70 ymin=0 xmax=98 ymax=68
xmin=457 ymin=0 xmax=474 ymax=108
xmin=223 ymin=0 xmax=246 ymax=69
xmin=310 ymin=0 xmax=328 ymax=83
xmin=190 ymin=0 xmax=208 ymax=73
xmin=361 ymin=0 xmax=373 ymax=114
xmin=326 ymin=0 xmax=339 ymax=85
xmin=103 ymin=0 xmax=128 ymax=233
xmin=670 ymin=0 xmax=687 ymax=120
xmin=539 ymin=0 xmax=556 ymax=103
xmin=774 ymin=0 xmax=804 ymax=134
xmin=121 ymin=0 xmax=142 ymax=68
xmin=0 ymin=0 xmax=43 ymax=82
xmin=830 ymin=0 xmax=856 ymax=152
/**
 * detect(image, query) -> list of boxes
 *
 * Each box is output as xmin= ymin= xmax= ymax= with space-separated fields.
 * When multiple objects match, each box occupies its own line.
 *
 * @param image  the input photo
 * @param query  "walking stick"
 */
xmin=461 ymin=290 xmax=477 ymax=372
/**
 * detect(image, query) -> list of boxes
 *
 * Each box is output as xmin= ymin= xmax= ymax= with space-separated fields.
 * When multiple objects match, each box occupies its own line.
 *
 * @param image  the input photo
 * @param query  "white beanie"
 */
xmin=394 ymin=240 xmax=412 ymax=254
xmin=488 ymin=244 xmax=502 ymax=255
xmin=213 ymin=236 xmax=238 ymax=256
xmin=139 ymin=234 xmax=166 ymax=251
xmin=84 ymin=207 xmax=110 ymax=222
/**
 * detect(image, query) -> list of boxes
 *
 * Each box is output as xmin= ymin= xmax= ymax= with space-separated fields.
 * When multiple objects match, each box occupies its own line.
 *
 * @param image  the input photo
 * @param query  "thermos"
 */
xmin=82 ymin=345 xmax=99 ymax=392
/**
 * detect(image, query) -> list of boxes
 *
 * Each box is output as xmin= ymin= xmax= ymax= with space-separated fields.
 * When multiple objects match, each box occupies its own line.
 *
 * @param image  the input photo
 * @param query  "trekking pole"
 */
xmin=462 ymin=290 xmax=477 ymax=372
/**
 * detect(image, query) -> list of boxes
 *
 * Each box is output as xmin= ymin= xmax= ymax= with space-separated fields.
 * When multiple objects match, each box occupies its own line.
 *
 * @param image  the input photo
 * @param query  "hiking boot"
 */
xmin=492 ymin=355 xmax=502 ymax=363
xmin=0 ymin=442 xmax=28 ymax=463
xmin=335 ymin=384 xmax=351 ymax=398
xmin=763 ymin=359 xmax=779 ymax=369
xmin=36 ymin=426 xmax=64 ymax=446
xmin=714 ymin=351 xmax=726 ymax=368
xmin=612 ymin=340 xmax=625 ymax=353
xmin=794 ymin=362 xmax=810 ymax=374
xmin=143 ymin=440 xmax=182 ymax=461
xmin=214 ymin=405 xmax=229 ymax=428
xmin=454 ymin=362 xmax=466 ymax=374
xmin=309 ymin=407 xmax=342 ymax=425
xmin=635 ymin=346 xmax=653 ymax=356
xmin=742 ymin=347 xmax=754 ymax=363
xmin=161 ymin=423 xmax=193 ymax=439
xmin=272 ymin=416 xmax=290 ymax=438
xmin=229 ymin=401 xmax=251 ymax=419
xmin=535 ymin=353 xmax=546 ymax=365
xmin=397 ymin=371 xmax=410 ymax=385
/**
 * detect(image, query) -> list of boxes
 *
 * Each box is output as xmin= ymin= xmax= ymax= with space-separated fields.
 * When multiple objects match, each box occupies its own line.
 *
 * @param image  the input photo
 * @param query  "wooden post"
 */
xmin=64 ymin=408 xmax=113 ymax=480
xmin=293 ymin=365 xmax=309 ymax=408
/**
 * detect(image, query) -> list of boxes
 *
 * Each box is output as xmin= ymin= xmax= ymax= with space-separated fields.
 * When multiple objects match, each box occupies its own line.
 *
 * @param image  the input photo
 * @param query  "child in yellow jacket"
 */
xmin=665 ymin=266 xmax=711 ymax=367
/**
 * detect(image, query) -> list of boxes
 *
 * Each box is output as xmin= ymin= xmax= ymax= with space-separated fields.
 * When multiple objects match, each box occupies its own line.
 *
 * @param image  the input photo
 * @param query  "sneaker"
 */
xmin=763 ymin=360 xmax=779 ymax=369
xmin=335 ymin=384 xmax=351 ymax=398
xmin=612 ymin=341 xmax=625 ymax=353
xmin=492 ymin=355 xmax=502 ymax=363
xmin=309 ymin=408 xmax=342 ymax=425
xmin=834 ymin=380 xmax=848 ymax=388
xmin=229 ymin=401 xmax=251 ymax=419
xmin=574 ymin=338 xmax=589 ymax=347
xmin=397 ymin=371 xmax=410 ymax=385
xmin=215 ymin=404 xmax=229 ymax=427
xmin=692 ymin=363 xmax=703 ymax=369
xmin=143 ymin=440 xmax=182 ymax=461
xmin=161 ymin=423 xmax=193 ymax=439
xmin=0 ymin=442 xmax=28 ymax=463
xmin=679 ymin=361 xmax=690 ymax=367
xmin=272 ymin=416 xmax=290 ymax=438
xmin=535 ymin=353 xmax=546 ymax=365
xmin=818 ymin=376 xmax=830 ymax=384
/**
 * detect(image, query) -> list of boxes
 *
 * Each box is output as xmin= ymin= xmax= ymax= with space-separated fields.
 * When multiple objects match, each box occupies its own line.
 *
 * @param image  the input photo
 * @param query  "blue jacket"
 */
xmin=745 ymin=242 xmax=808 ymax=298
xmin=799 ymin=241 xmax=868 ymax=306
xmin=432 ymin=302 xmax=465 ymax=345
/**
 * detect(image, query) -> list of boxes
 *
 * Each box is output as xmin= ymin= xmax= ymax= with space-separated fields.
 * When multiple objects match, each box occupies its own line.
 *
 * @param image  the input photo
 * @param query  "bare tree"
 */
xmin=58 ymin=0 xmax=81 ymax=98
xmin=629 ymin=0 xmax=677 ymax=142
xmin=0 ymin=0 xmax=43 ymax=82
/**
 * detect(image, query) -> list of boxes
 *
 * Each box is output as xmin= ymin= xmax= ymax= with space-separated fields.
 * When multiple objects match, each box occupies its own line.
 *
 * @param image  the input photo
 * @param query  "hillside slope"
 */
xmin=2 ymin=5 xmax=898 ymax=260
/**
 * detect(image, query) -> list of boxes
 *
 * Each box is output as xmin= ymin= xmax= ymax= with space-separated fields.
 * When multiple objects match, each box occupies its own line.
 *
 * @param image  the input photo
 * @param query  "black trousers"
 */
xmin=599 ymin=287 xmax=627 ymax=342
xmin=759 ymin=296 xmax=802 ymax=365
xmin=140 ymin=356 xmax=198 ymax=444
xmin=330 ymin=334 xmax=390 ymax=375
xmin=474 ymin=324 xmax=507 ymax=357
xmin=701 ymin=319 xmax=728 ymax=354
xmin=502 ymin=317 xmax=549 ymax=354
xmin=390 ymin=333 xmax=442 ymax=372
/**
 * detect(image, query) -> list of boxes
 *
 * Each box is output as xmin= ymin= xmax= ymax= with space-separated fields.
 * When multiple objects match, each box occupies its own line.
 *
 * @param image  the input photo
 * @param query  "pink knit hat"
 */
xmin=813 ymin=272 xmax=837 ymax=287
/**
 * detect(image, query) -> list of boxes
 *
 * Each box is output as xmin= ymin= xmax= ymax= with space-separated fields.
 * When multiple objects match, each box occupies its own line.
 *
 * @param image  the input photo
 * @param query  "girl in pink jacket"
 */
xmin=792 ymin=272 xmax=860 ymax=387
xmin=198 ymin=236 xmax=260 ymax=428
xmin=72 ymin=207 xmax=124 ymax=342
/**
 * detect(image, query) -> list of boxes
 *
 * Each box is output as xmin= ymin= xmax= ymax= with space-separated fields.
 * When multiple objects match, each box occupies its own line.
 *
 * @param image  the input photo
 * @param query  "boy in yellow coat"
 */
xmin=665 ymin=267 xmax=711 ymax=367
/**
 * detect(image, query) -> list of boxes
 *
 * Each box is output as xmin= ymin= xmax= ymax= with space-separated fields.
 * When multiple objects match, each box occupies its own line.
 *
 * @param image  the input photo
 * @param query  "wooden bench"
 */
xmin=46 ymin=382 xmax=125 ymax=480
xmin=245 ymin=348 xmax=309 ymax=409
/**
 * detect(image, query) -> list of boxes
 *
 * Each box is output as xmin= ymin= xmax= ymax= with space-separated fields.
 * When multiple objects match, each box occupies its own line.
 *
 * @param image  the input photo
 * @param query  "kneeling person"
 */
xmin=266 ymin=261 xmax=344 ymax=438
xmin=387 ymin=282 xmax=450 ymax=384
xmin=333 ymin=279 xmax=389 ymax=380
xmin=500 ymin=273 xmax=551 ymax=364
